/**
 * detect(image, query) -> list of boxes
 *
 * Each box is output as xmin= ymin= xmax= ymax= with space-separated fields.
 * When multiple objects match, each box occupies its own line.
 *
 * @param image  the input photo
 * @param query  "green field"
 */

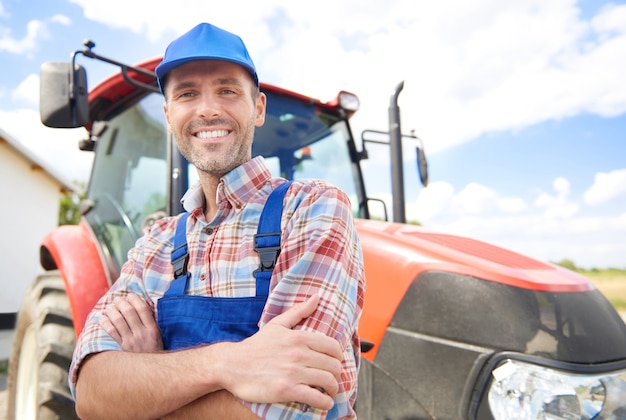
xmin=576 ymin=268 xmax=626 ymax=311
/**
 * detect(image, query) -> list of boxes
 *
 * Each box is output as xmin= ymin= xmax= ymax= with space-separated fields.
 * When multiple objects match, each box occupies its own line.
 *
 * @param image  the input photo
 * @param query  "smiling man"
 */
xmin=69 ymin=22 xmax=365 ymax=420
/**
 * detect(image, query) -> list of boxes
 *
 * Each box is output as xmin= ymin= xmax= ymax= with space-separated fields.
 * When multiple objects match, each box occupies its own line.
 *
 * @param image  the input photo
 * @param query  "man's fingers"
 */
xmin=263 ymin=294 xmax=343 ymax=363
xmin=99 ymin=295 xmax=163 ymax=352
xmin=290 ymin=384 xmax=335 ymax=411
xmin=304 ymin=348 xmax=343 ymax=382
xmin=305 ymin=331 xmax=343 ymax=363
xmin=301 ymin=367 xmax=340 ymax=398
xmin=113 ymin=296 xmax=144 ymax=330
xmin=268 ymin=295 xmax=319 ymax=329
xmin=99 ymin=315 xmax=122 ymax=343
xmin=125 ymin=293 xmax=156 ymax=328
xmin=102 ymin=300 xmax=132 ymax=336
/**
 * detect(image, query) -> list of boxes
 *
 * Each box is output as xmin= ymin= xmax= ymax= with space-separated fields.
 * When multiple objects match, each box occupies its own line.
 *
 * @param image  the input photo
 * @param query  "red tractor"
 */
xmin=7 ymin=40 xmax=626 ymax=419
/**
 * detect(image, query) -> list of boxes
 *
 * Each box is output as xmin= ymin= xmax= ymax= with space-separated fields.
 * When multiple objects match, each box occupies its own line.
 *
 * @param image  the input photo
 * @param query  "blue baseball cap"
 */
xmin=155 ymin=22 xmax=259 ymax=94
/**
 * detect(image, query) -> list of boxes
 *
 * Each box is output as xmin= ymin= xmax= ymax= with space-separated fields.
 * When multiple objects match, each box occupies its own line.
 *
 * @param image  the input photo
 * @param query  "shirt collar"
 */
xmin=180 ymin=156 xmax=272 ymax=214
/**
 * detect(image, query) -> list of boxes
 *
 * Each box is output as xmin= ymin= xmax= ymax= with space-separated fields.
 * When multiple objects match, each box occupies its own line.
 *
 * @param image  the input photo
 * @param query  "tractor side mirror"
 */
xmin=416 ymin=146 xmax=428 ymax=187
xmin=40 ymin=62 xmax=88 ymax=128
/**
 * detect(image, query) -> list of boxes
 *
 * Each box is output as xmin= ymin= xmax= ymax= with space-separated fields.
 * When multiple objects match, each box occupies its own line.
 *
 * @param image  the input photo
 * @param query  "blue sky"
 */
xmin=1 ymin=0 xmax=625 ymax=269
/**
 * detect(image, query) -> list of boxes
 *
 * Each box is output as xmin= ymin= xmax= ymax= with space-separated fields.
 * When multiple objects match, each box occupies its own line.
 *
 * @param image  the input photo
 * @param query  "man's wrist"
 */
xmin=198 ymin=341 xmax=237 ymax=393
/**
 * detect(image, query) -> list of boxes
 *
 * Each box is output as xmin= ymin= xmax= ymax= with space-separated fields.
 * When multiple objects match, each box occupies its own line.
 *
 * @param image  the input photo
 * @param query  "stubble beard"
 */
xmin=177 ymin=117 xmax=255 ymax=177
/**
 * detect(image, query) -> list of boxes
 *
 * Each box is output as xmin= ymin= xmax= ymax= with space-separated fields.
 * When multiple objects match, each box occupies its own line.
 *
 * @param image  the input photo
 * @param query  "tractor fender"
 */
xmin=40 ymin=221 xmax=110 ymax=336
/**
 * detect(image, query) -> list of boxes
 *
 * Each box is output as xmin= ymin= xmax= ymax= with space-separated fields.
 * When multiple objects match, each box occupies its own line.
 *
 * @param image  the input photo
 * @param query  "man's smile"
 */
xmin=195 ymin=129 xmax=230 ymax=139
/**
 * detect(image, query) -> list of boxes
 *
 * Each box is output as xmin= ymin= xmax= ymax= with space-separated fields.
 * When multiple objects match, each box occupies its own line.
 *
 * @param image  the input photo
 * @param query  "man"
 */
xmin=70 ymin=22 xmax=365 ymax=419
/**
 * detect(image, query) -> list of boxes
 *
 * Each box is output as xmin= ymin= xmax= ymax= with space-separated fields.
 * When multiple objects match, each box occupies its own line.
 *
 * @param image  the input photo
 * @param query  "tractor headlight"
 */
xmin=487 ymin=359 xmax=626 ymax=419
xmin=338 ymin=91 xmax=359 ymax=112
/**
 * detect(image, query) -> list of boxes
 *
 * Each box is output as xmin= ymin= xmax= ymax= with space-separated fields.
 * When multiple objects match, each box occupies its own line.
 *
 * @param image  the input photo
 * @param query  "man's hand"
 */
xmin=221 ymin=295 xmax=343 ymax=411
xmin=99 ymin=294 xmax=164 ymax=352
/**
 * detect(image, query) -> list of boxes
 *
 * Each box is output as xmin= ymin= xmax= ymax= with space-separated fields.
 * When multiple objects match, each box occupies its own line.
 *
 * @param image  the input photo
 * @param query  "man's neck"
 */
xmin=198 ymin=173 xmax=221 ymax=221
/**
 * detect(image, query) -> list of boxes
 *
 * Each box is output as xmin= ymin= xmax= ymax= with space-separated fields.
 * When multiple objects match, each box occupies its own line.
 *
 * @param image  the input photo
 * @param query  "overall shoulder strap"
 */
xmin=172 ymin=212 xmax=191 ymax=277
xmin=254 ymin=181 xmax=293 ymax=297
xmin=166 ymin=212 xmax=190 ymax=296
xmin=167 ymin=182 xmax=292 ymax=298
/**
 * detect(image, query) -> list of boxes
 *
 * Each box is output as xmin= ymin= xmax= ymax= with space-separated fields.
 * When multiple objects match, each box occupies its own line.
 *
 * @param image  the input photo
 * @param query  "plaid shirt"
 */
xmin=69 ymin=156 xmax=365 ymax=419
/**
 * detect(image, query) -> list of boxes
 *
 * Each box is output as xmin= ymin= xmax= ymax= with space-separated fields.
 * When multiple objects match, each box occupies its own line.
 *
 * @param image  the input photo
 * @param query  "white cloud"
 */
xmin=454 ymin=183 xmax=498 ymax=215
xmin=401 ymin=176 xmax=626 ymax=268
xmin=61 ymin=0 xmax=626 ymax=154
xmin=0 ymin=12 xmax=71 ymax=56
xmin=0 ymin=19 xmax=48 ymax=55
xmin=409 ymin=181 xmax=454 ymax=222
xmin=584 ymin=168 xmax=626 ymax=205
xmin=553 ymin=177 xmax=571 ymax=196
xmin=11 ymin=74 xmax=39 ymax=105
xmin=409 ymin=181 xmax=528 ymax=223
xmin=534 ymin=177 xmax=579 ymax=219
xmin=50 ymin=14 xmax=71 ymax=26
xmin=68 ymin=0 xmax=277 ymax=43
xmin=498 ymin=197 xmax=527 ymax=213
xmin=592 ymin=3 xmax=626 ymax=34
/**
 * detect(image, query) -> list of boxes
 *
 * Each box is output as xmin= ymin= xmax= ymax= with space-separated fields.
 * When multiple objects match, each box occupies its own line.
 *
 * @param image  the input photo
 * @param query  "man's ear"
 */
xmin=255 ymin=92 xmax=267 ymax=127
xmin=163 ymin=101 xmax=173 ymax=133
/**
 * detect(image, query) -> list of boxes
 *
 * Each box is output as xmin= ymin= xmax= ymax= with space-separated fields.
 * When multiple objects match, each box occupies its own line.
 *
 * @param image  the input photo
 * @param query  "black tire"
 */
xmin=6 ymin=271 xmax=78 ymax=420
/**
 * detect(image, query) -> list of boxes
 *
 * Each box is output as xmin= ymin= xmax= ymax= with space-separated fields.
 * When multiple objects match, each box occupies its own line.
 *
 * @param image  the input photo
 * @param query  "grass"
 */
xmin=0 ymin=359 xmax=7 ymax=375
xmin=575 ymin=268 xmax=626 ymax=311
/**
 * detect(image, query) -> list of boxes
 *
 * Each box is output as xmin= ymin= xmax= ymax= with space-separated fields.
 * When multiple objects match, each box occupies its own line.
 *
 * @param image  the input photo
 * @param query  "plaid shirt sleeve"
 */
xmin=242 ymin=179 xmax=366 ymax=420
xmin=67 ymin=216 xmax=178 ymax=397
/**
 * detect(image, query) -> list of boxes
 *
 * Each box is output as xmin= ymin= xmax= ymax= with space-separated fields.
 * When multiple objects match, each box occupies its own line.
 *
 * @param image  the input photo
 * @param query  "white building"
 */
xmin=0 ymin=127 xmax=75 ymax=328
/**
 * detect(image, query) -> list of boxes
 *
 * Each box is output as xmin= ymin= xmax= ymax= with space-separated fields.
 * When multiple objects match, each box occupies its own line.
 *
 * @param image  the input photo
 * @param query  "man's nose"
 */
xmin=196 ymin=93 xmax=220 ymax=119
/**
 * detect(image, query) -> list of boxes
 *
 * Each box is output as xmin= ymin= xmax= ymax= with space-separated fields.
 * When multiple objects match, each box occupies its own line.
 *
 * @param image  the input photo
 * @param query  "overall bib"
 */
xmin=157 ymin=181 xmax=293 ymax=350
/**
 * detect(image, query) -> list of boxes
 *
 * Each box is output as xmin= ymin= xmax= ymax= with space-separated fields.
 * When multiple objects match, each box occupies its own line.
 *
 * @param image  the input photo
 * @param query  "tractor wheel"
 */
xmin=6 ymin=271 xmax=78 ymax=420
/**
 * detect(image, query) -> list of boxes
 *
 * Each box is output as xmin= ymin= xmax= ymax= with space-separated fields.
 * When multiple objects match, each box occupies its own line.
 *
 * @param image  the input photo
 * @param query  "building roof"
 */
xmin=0 ymin=126 xmax=75 ymax=193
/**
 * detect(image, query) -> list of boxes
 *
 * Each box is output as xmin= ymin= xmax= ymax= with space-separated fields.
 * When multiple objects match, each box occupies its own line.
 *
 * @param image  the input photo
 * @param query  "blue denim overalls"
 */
xmin=157 ymin=181 xmax=292 ymax=350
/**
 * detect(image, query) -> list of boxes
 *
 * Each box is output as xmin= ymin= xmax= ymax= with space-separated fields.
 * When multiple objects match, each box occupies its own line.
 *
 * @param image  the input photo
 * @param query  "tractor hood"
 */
xmin=353 ymin=219 xmax=626 ymax=364
xmin=354 ymin=218 xmax=593 ymax=294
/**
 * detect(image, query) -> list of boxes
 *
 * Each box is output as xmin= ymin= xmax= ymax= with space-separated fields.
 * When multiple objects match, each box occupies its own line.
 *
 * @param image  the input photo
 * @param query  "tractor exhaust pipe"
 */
xmin=389 ymin=81 xmax=405 ymax=223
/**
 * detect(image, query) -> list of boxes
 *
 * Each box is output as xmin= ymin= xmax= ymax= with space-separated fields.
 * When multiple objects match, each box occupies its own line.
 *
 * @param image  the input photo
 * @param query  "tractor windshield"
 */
xmin=191 ymin=89 xmax=360 ymax=212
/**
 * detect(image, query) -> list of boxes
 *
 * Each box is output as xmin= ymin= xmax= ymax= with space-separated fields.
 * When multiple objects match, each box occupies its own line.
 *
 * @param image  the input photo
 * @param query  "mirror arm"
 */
xmin=120 ymin=67 xmax=161 ymax=93
xmin=69 ymin=50 xmax=80 ymax=102
xmin=70 ymin=40 xmax=160 ymax=95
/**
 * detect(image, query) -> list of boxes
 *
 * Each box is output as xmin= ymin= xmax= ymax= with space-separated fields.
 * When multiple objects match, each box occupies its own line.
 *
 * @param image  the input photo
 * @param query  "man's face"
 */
xmin=163 ymin=60 xmax=266 ymax=177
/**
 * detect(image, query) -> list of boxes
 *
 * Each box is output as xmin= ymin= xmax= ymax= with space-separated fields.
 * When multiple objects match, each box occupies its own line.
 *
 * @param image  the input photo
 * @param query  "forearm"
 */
xmin=75 ymin=347 xmax=227 ymax=420
xmin=162 ymin=390 xmax=260 ymax=420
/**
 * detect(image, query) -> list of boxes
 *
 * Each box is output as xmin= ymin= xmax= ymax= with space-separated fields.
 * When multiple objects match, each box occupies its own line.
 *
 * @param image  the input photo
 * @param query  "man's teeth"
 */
xmin=197 ymin=130 xmax=228 ymax=139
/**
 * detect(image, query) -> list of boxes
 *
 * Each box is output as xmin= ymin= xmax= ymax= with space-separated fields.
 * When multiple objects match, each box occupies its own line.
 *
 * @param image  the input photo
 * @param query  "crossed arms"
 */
xmin=75 ymin=295 xmax=344 ymax=419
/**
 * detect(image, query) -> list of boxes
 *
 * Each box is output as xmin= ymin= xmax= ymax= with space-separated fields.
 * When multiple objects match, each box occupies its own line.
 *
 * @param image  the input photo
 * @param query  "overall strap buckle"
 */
xmin=253 ymin=233 xmax=281 ymax=272
xmin=253 ymin=181 xmax=293 ymax=275
xmin=171 ymin=212 xmax=191 ymax=279
xmin=172 ymin=243 xmax=189 ymax=278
